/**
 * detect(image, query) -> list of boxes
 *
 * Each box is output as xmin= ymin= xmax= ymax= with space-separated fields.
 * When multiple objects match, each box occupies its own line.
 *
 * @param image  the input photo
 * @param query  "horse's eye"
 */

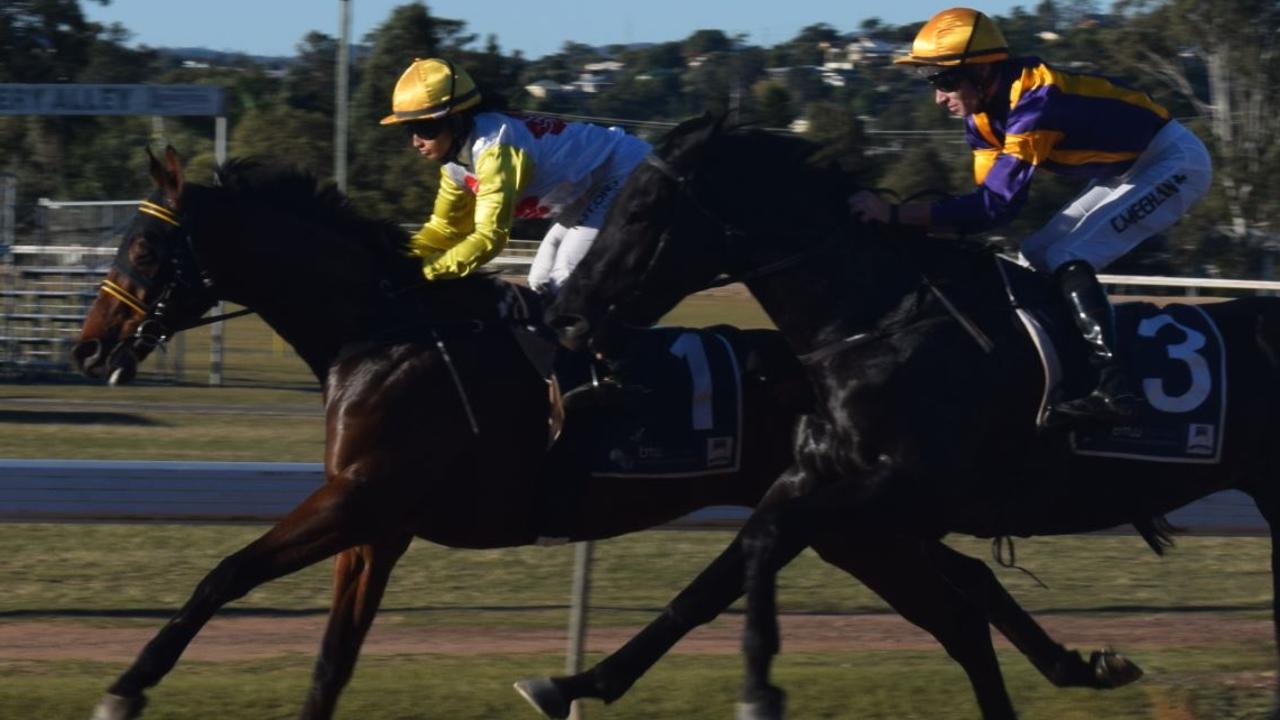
xmin=130 ymin=238 xmax=158 ymax=265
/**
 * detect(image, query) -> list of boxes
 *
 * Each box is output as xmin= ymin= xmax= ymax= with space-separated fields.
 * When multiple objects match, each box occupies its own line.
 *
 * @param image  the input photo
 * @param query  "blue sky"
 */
xmin=82 ymin=0 xmax=1027 ymax=60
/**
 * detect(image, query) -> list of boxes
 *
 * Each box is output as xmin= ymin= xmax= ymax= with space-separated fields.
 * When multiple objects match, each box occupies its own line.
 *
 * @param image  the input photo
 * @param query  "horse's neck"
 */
xmin=198 ymin=228 xmax=389 ymax=382
xmin=745 ymin=236 xmax=923 ymax=354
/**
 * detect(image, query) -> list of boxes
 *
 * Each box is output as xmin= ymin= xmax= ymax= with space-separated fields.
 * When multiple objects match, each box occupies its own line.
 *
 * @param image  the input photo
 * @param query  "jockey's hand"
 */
xmin=848 ymin=191 xmax=893 ymax=224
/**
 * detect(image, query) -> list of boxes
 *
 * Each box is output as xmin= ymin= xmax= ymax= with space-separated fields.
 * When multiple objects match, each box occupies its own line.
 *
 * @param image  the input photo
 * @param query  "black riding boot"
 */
xmin=1045 ymin=260 xmax=1143 ymax=428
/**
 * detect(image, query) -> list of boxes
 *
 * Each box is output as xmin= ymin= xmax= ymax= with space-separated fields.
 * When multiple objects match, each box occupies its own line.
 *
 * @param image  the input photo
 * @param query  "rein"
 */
xmin=104 ymin=200 xmax=253 ymax=353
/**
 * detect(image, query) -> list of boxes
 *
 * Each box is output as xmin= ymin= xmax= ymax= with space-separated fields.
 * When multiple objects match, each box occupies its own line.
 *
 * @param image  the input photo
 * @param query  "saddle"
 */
xmin=999 ymin=257 xmax=1228 ymax=463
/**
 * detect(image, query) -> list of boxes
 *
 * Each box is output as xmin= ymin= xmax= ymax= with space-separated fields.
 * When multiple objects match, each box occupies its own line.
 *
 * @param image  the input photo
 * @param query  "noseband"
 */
xmin=100 ymin=199 xmax=251 ymax=354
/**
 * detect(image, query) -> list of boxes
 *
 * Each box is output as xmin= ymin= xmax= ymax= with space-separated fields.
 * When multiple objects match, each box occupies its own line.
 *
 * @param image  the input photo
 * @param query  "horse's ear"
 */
xmin=145 ymin=145 xmax=185 ymax=204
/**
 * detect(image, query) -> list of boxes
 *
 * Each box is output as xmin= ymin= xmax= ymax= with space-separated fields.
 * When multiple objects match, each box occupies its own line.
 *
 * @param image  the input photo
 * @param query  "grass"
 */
xmin=1 ymin=647 xmax=1275 ymax=719
xmin=0 ymin=525 xmax=1271 ymax=624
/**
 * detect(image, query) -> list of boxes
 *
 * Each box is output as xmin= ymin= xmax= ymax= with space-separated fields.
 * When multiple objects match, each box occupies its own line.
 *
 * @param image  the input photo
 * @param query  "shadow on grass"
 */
xmin=0 ymin=410 xmax=159 ymax=426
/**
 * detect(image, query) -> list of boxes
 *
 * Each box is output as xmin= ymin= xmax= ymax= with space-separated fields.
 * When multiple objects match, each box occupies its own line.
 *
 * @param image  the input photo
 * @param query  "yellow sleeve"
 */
xmin=420 ymin=144 xmax=533 ymax=280
xmin=409 ymin=171 xmax=475 ymax=255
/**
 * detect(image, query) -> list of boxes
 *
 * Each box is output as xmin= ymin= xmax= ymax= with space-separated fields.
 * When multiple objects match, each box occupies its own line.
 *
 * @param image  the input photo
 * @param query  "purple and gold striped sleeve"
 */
xmin=930 ymin=114 xmax=1032 ymax=233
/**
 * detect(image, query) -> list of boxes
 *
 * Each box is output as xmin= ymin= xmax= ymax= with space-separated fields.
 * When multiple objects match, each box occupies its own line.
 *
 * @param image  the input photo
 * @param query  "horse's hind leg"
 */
xmin=1245 ymin=489 xmax=1280 ymax=720
xmin=299 ymin=533 xmax=413 ymax=720
xmin=90 ymin=480 xmax=381 ymax=720
xmin=927 ymin=542 xmax=1142 ymax=689
xmin=808 ymin=534 xmax=1018 ymax=720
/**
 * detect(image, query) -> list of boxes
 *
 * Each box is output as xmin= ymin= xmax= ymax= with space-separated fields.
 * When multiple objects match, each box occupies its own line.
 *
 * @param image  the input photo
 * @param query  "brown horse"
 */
xmin=73 ymin=148 xmax=1134 ymax=720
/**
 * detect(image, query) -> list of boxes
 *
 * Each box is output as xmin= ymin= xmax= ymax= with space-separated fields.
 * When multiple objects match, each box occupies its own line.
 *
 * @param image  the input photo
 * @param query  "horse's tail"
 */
xmin=1133 ymin=515 xmax=1181 ymax=556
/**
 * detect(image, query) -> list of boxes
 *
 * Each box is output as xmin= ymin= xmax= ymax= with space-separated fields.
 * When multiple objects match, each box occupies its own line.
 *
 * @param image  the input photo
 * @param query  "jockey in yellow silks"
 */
xmin=381 ymin=58 xmax=651 ymax=295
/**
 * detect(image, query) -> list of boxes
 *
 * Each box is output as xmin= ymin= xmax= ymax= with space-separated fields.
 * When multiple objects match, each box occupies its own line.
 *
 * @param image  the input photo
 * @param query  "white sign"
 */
xmin=0 ymin=84 xmax=225 ymax=116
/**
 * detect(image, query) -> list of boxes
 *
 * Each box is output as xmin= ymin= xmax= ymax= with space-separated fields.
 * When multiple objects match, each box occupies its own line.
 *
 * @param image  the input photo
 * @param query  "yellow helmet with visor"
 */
xmin=895 ymin=7 xmax=1010 ymax=68
xmin=380 ymin=58 xmax=481 ymax=126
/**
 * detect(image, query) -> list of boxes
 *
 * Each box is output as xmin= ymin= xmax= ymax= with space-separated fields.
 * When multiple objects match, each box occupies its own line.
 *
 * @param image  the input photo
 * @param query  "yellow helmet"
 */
xmin=379 ymin=58 xmax=481 ymax=125
xmin=895 ymin=8 xmax=1010 ymax=67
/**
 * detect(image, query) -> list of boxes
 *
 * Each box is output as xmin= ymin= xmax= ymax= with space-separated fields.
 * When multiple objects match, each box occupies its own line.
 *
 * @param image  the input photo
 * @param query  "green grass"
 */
xmin=2 ymin=647 xmax=1275 ymax=720
xmin=0 ymin=525 xmax=1270 ymax=623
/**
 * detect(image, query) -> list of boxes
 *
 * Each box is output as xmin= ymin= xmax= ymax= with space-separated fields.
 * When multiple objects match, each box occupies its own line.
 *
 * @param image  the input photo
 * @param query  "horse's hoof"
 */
xmin=1091 ymin=649 xmax=1144 ymax=688
xmin=90 ymin=693 xmax=147 ymax=720
xmin=736 ymin=687 xmax=785 ymax=720
xmin=514 ymin=677 xmax=571 ymax=719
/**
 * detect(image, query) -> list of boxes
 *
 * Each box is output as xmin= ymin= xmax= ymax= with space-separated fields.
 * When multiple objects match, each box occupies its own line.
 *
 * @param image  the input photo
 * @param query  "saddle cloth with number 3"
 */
xmin=1016 ymin=301 xmax=1228 ymax=463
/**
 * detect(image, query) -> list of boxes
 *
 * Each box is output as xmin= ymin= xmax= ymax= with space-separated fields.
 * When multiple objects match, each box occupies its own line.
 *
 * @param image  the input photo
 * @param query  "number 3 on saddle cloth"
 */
xmin=1018 ymin=299 xmax=1227 ymax=463
xmin=552 ymin=327 xmax=744 ymax=477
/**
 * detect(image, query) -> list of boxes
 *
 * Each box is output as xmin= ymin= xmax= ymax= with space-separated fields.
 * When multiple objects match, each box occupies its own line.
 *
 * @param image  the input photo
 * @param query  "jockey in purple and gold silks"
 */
xmin=848 ymin=7 xmax=1213 ymax=429
xmin=381 ymin=58 xmax=650 ymax=295
xmin=936 ymin=56 xmax=1175 ymax=237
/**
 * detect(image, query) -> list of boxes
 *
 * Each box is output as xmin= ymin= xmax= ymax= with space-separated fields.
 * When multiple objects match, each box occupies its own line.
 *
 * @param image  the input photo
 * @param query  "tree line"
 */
xmin=2 ymin=0 xmax=1277 ymax=277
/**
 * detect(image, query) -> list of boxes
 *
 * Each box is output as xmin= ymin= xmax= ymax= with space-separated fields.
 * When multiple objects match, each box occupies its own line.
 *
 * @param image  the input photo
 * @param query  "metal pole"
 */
xmin=209 ymin=116 xmax=229 ymax=386
xmin=0 ymin=174 xmax=14 ymax=249
xmin=334 ymin=0 xmax=351 ymax=192
xmin=565 ymin=540 xmax=594 ymax=720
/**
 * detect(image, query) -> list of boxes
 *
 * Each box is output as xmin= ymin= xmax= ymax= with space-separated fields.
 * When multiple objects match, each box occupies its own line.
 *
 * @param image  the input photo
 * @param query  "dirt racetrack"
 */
xmin=0 ymin=611 xmax=1268 ymax=663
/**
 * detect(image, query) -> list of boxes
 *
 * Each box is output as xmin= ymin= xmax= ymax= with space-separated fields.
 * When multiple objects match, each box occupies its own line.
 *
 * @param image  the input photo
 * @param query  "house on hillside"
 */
xmin=571 ymin=60 xmax=625 ymax=94
xmin=523 ymin=79 xmax=570 ymax=100
xmin=823 ymin=36 xmax=904 ymax=68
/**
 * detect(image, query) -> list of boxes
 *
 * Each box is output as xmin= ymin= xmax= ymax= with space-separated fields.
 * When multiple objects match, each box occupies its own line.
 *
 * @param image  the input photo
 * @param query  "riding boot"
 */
xmin=1044 ymin=260 xmax=1144 ymax=429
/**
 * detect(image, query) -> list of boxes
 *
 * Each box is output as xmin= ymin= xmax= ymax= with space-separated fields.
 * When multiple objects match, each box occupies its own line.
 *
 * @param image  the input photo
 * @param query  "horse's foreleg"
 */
xmin=90 ymin=481 xmax=379 ymax=720
xmin=515 ymin=524 xmax=807 ymax=720
xmin=514 ymin=469 xmax=812 ymax=719
xmin=737 ymin=469 xmax=891 ymax=720
xmin=299 ymin=533 xmax=412 ymax=720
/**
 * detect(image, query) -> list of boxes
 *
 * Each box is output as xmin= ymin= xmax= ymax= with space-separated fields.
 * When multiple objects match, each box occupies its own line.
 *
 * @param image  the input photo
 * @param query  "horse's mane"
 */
xmin=660 ymin=115 xmax=996 ymax=261
xmin=214 ymin=158 xmax=412 ymax=262
xmin=211 ymin=158 xmax=510 ymax=312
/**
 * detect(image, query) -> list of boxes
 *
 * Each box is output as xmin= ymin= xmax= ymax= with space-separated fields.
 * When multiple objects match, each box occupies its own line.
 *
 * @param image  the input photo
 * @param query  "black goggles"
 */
xmin=925 ymin=68 xmax=966 ymax=92
xmin=402 ymin=118 xmax=449 ymax=140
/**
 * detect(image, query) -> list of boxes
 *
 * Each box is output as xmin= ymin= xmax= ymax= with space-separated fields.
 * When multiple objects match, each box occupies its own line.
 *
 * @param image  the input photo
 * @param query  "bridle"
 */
xmin=99 ymin=198 xmax=252 ymax=356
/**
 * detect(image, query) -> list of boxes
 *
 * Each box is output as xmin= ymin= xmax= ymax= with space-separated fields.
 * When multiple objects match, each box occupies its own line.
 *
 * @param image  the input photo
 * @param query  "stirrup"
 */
xmin=1044 ymin=390 xmax=1143 ymax=429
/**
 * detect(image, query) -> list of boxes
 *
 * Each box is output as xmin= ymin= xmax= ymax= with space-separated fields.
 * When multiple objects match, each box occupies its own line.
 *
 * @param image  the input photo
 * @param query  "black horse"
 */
xmin=72 ymin=148 xmax=1132 ymax=720
xmin=548 ymin=114 xmax=1280 ymax=720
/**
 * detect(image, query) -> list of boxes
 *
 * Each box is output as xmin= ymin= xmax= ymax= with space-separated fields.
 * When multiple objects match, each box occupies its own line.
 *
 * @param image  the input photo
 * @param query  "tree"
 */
xmin=0 ymin=0 xmax=106 ymax=82
xmin=804 ymin=101 xmax=872 ymax=179
xmin=753 ymin=82 xmax=795 ymax=128
xmin=348 ymin=3 xmax=472 ymax=220
xmin=282 ymin=32 xmax=338 ymax=115
xmin=682 ymin=29 xmax=732 ymax=57
xmin=1112 ymin=0 xmax=1280 ymax=244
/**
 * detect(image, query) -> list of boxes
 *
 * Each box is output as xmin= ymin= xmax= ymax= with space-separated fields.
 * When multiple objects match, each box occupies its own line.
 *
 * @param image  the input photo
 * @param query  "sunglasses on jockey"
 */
xmin=924 ymin=67 xmax=968 ymax=93
xmin=402 ymin=118 xmax=450 ymax=141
